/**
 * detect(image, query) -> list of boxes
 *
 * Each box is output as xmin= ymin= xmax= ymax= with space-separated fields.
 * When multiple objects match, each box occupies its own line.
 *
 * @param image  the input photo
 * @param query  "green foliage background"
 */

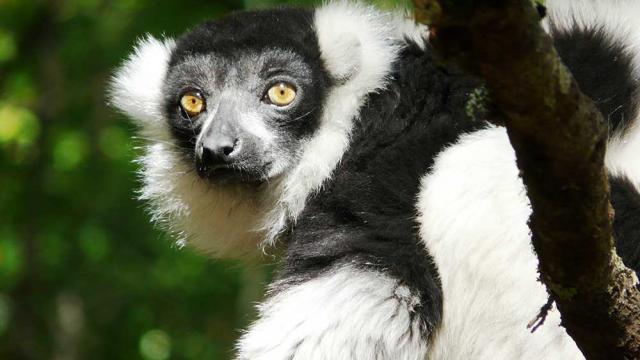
xmin=0 ymin=0 xmax=406 ymax=359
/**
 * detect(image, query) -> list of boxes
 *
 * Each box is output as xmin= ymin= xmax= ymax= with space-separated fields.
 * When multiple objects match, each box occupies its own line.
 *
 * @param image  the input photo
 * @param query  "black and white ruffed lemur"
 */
xmin=109 ymin=1 xmax=640 ymax=358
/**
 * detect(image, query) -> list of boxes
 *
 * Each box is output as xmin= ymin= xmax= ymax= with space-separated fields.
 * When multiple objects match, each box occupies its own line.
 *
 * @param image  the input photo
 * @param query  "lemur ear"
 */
xmin=319 ymin=34 xmax=362 ymax=83
xmin=109 ymin=35 xmax=175 ymax=126
xmin=314 ymin=2 xmax=401 ymax=92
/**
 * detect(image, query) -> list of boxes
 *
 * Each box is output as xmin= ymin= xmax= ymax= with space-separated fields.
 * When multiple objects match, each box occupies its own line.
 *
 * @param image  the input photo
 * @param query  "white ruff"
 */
xmin=418 ymin=127 xmax=584 ymax=359
xmin=135 ymin=146 xmax=265 ymax=256
xmin=236 ymin=265 xmax=428 ymax=360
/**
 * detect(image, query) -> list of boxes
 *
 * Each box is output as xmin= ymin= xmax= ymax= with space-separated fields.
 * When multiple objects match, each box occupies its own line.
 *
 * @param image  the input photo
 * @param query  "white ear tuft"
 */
xmin=314 ymin=2 xmax=427 ymax=92
xmin=324 ymin=35 xmax=362 ymax=83
xmin=109 ymin=35 xmax=175 ymax=127
xmin=314 ymin=2 xmax=402 ymax=93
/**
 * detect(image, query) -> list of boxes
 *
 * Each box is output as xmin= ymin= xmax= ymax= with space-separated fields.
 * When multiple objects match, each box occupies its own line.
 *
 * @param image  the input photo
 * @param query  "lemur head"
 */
xmin=109 ymin=3 xmax=424 ymax=257
xmin=165 ymin=9 xmax=330 ymax=184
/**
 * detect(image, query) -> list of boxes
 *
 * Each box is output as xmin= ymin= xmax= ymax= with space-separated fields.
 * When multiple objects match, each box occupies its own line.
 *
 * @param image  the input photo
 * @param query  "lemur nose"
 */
xmin=197 ymin=138 xmax=239 ymax=176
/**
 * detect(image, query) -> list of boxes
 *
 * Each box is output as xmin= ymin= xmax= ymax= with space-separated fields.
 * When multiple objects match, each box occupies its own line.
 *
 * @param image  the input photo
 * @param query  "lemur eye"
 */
xmin=265 ymin=82 xmax=296 ymax=106
xmin=179 ymin=92 xmax=205 ymax=117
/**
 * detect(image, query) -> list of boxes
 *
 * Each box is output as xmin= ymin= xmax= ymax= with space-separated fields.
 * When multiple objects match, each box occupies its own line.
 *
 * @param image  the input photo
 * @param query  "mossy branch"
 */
xmin=412 ymin=0 xmax=640 ymax=358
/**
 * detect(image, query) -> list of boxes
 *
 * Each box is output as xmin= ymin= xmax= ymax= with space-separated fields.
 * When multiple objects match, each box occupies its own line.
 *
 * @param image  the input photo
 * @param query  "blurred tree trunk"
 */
xmin=412 ymin=0 xmax=640 ymax=359
xmin=5 ymin=2 xmax=64 ymax=359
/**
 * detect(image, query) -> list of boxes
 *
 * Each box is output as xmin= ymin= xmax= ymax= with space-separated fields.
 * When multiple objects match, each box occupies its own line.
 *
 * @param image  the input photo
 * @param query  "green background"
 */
xmin=0 ymin=0 xmax=406 ymax=359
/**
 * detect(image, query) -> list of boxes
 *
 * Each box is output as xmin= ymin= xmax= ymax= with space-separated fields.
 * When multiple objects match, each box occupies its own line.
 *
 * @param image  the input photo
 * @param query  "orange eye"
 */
xmin=180 ymin=92 xmax=205 ymax=117
xmin=266 ymin=83 xmax=296 ymax=106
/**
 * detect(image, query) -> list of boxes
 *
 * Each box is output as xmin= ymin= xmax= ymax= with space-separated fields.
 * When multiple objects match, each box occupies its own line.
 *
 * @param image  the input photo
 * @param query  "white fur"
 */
xmin=236 ymin=265 xmax=428 ymax=360
xmin=109 ymin=35 xmax=176 ymax=141
xmin=608 ymin=122 xmax=640 ymax=188
xmin=135 ymin=144 xmax=265 ymax=256
xmin=418 ymin=127 xmax=584 ymax=359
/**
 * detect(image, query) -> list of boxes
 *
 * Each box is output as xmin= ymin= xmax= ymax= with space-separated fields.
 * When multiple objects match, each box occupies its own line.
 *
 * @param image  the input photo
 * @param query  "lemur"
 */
xmin=110 ymin=1 xmax=640 ymax=358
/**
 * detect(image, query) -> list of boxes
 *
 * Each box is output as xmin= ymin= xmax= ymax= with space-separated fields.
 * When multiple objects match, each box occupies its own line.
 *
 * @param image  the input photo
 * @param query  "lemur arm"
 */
xmin=235 ymin=264 xmax=430 ymax=360
xmin=236 ymin=212 xmax=441 ymax=360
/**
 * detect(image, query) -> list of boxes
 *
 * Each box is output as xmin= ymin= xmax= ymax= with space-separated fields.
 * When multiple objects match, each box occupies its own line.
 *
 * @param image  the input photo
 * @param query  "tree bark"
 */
xmin=412 ymin=0 xmax=640 ymax=358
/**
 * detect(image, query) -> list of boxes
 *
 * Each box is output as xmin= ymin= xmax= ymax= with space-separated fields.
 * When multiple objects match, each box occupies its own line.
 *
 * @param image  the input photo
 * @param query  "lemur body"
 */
xmin=110 ymin=1 xmax=640 ymax=358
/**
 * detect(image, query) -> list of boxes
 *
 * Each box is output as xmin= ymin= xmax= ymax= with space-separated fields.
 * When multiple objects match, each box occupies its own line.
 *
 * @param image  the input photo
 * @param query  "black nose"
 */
xmin=196 ymin=138 xmax=239 ymax=176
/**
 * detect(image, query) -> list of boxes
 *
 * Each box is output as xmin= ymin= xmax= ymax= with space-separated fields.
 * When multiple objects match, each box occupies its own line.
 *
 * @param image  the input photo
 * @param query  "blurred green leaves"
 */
xmin=0 ymin=30 xmax=16 ymax=64
xmin=99 ymin=126 xmax=131 ymax=161
xmin=139 ymin=329 xmax=172 ymax=360
xmin=52 ymin=131 xmax=89 ymax=171
xmin=0 ymin=0 xmax=404 ymax=359
xmin=0 ymin=103 xmax=39 ymax=147
xmin=78 ymin=223 xmax=110 ymax=263
xmin=0 ymin=231 xmax=21 ymax=288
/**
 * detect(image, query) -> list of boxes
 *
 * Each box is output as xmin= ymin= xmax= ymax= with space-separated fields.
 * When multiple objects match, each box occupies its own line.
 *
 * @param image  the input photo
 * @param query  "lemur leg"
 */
xmin=235 ymin=265 xmax=430 ymax=360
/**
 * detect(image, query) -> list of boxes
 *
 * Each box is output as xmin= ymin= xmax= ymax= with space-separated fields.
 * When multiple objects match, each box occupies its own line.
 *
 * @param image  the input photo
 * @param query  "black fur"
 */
xmin=553 ymin=25 xmax=639 ymax=134
xmin=169 ymin=8 xmax=320 ymax=69
xmin=610 ymin=176 xmax=640 ymax=273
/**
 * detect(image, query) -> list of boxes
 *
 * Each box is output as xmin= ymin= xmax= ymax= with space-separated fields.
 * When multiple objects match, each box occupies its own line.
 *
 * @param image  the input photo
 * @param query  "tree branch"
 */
xmin=412 ymin=0 xmax=640 ymax=358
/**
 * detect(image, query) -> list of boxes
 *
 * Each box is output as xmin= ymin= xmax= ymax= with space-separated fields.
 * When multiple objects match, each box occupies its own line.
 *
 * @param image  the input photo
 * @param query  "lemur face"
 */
xmin=163 ymin=9 xmax=330 ymax=184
